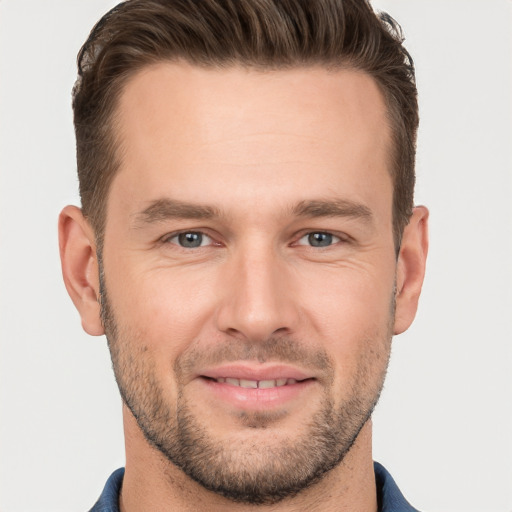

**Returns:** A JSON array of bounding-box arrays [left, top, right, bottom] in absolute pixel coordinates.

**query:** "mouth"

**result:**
[[203, 376, 304, 388], [196, 364, 317, 410]]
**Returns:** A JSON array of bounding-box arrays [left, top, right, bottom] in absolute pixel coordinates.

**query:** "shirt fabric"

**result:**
[[89, 461, 419, 511]]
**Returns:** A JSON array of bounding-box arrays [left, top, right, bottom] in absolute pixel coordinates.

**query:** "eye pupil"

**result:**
[[178, 232, 203, 248], [308, 232, 332, 247]]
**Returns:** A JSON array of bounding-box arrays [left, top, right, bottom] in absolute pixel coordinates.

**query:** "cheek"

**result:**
[[106, 262, 219, 354], [295, 264, 395, 382], [299, 262, 395, 335]]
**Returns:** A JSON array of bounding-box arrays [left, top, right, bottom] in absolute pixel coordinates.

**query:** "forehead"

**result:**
[[111, 62, 392, 220], [116, 62, 390, 154]]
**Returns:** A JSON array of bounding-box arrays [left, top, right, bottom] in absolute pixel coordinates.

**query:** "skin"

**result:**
[[59, 63, 428, 511]]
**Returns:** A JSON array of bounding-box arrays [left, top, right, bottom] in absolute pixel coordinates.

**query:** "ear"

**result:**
[[394, 206, 429, 335], [58, 205, 104, 336]]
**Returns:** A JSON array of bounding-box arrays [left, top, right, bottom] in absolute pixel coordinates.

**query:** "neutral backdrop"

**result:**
[[0, 1, 511, 511]]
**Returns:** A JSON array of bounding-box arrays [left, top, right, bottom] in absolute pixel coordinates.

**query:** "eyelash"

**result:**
[[295, 232, 342, 248], [162, 231, 215, 248], [161, 230, 347, 249]]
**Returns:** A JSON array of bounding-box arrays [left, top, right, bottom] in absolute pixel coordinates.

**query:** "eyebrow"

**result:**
[[133, 197, 374, 227], [292, 199, 374, 223], [134, 198, 221, 225]]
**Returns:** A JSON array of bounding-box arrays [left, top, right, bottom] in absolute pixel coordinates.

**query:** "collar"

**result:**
[[90, 462, 419, 511]]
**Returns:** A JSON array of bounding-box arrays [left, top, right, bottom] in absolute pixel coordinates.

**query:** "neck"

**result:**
[[120, 406, 377, 512]]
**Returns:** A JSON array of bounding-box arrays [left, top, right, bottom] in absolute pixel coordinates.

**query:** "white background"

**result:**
[[0, 1, 511, 511]]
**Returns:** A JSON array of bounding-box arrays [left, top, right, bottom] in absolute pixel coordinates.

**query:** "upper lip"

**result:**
[[199, 363, 314, 382]]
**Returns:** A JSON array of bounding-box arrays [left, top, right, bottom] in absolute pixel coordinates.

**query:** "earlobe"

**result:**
[[58, 205, 105, 336], [394, 206, 429, 335]]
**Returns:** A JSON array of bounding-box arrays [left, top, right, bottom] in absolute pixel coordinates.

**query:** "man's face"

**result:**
[[101, 63, 398, 503]]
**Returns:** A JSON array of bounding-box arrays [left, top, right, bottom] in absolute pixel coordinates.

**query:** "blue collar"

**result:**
[[90, 462, 419, 511], [374, 461, 419, 512]]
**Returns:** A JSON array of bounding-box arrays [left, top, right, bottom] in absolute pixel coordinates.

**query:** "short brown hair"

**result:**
[[73, 0, 418, 249]]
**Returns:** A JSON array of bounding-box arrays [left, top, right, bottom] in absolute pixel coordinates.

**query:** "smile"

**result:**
[[208, 377, 299, 388]]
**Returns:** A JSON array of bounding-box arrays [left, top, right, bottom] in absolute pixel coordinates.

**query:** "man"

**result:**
[[58, 0, 428, 510]]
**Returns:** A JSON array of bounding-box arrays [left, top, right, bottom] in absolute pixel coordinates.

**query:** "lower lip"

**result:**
[[199, 378, 315, 410]]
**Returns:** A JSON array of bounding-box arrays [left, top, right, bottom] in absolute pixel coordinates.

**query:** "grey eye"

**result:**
[[308, 232, 332, 247], [173, 232, 209, 248], [297, 232, 340, 247]]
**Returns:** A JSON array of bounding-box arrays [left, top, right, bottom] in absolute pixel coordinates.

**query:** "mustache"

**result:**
[[174, 336, 335, 381]]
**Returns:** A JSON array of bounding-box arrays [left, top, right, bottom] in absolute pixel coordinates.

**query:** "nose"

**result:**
[[215, 242, 301, 342]]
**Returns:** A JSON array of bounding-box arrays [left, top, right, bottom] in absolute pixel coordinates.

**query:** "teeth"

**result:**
[[216, 378, 299, 388], [240, 379, 258, 389]]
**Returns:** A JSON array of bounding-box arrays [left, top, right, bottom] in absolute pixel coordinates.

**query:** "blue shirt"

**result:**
[[89, 462, 419, 511]]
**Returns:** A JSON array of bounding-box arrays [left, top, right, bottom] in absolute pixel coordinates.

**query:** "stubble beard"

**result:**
[[99, 268, 393, 505]]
